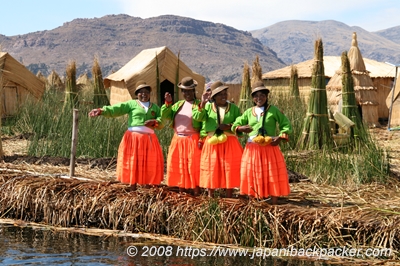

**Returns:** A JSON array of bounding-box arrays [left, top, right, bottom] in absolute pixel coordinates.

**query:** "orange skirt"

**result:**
[[240, 142, 290, 198], [199, 135, 243, 189], [116, 131, 164, 185], [166, 133, 201, 189]]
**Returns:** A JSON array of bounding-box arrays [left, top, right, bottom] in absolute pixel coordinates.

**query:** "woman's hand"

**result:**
[[164, 92, 173, 103], [88, 108, 102, 117], [218, 124, 232, 131], [200, 91, 211, 108], [237, 125, 252, 133], [270, 137, 282, 146], [144, 119, 158, 128]]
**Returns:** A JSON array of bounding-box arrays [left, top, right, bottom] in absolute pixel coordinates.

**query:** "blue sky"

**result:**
[[1, 0, 399, 36]]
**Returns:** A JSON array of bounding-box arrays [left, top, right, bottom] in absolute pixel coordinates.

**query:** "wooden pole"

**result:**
[[69, 109, 79, 177]]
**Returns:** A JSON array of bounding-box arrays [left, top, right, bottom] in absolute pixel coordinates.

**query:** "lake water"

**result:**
[[0, 224, 334, 265]]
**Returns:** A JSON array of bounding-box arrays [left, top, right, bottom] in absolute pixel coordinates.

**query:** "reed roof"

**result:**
[[263, 56, 396, 80], [0, 52, 45, 99], [77, 72, 91, 85]]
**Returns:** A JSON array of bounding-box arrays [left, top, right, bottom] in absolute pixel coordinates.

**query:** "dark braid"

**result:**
[[260, 90, 269, 136], [215, 102, 221, 125]]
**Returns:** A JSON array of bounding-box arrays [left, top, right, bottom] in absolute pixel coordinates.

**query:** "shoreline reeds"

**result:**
[[0, 173, 398, 261]]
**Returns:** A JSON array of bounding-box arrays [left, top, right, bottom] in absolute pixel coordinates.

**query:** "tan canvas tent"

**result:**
[[104, 46, 205, 105], [387, 70, 400, 128], [326, 33, 380, 127], [0, 52, 45, 117]]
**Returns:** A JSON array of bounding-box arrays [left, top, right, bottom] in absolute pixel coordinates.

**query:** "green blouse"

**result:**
[[232, 105, 292, 138], [160, 99, 202, 131], [101, 100, 163, 129], [192, 102, 242, 135]]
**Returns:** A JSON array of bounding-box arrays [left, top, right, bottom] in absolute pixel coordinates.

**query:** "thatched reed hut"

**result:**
[[36, 71, 47, 84], [0, 52, 45, 118], [47, 70, 64, 90], [326, 33, 380, 127], [76, 72, 92, 91], [104, 46, 205, 106], [263, 56, 395, 120], [387, 71, 400, 128], [77, 72, 91, 86]]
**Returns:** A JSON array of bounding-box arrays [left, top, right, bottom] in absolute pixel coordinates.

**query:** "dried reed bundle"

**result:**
[[298, 39, 332, 149], [238, 62, 252, 112], [0, 174, 398, 262], [289, 65, 300, 98], [251, 55, 262, 85], [341, 51, 365, 139], [92, 57, 109, 108], [63, 61, 78, 109]]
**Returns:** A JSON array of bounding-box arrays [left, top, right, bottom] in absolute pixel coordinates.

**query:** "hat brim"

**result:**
[[251, 87, 270, 96], [211, 86, 229, 98], [135, 84, 152, 94], [178, 79, 198, 89]]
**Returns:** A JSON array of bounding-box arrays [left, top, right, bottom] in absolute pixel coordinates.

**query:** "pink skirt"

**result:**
[[116, 131, 164, 185], [199, 135, 243, 189], [240, 142, 290, 198], [166, 133, 201, 189]]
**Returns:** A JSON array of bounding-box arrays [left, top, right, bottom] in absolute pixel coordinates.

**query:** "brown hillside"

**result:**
[[0, 14, 285, 84]]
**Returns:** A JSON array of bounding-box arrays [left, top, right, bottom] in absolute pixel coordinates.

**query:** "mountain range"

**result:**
[[251, 20, 400, 66], [0, 14, 399, 84]]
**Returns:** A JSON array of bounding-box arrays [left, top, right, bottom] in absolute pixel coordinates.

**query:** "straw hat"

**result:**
[[210, 81, 229, 98], [251, 81, 270, 96], [178, 77, 198, 90], [134, 80, 151, 95]]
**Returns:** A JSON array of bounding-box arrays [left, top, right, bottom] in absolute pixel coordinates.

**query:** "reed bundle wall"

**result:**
[[0, 174, 398, 260]]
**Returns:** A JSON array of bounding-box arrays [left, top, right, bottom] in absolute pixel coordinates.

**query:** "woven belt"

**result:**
[[177, 133, 198, 137]]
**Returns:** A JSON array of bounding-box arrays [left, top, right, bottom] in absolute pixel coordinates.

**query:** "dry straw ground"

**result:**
[[0, 127, 400, 265]]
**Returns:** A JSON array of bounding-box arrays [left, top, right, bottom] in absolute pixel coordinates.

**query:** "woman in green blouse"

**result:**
[[193, 81, 243, 198], [232, 81, 292, 204], [88, 80, 164, 191]]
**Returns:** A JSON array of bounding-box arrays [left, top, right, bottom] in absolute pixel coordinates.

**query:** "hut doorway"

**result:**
[[358, 104, 363, 119], [159, 80, 174, 105]]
